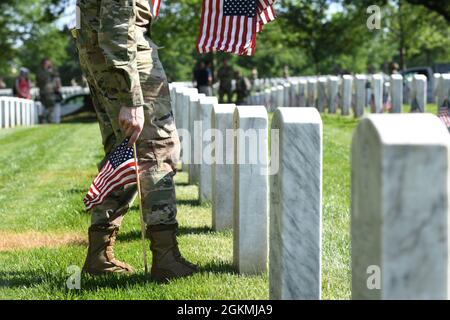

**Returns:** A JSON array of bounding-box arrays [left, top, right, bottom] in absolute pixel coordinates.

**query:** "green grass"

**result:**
[[0, 105, 438, 300]]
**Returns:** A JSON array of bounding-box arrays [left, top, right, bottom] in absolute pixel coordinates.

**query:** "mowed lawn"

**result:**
[[0, 105, 437, 300]]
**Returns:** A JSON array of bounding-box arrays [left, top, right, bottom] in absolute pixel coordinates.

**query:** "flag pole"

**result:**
[[133, 143, 148, 275]]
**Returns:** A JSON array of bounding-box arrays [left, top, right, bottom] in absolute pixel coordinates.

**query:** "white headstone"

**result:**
[[276, 85, 284, 109], [433, 73, 441, 104], [439, 74, 450, 108], [211, 104, 236, 230], [411, 74, 427, 113], [327, 76, 339, 114], [317, 77, 328, 113], [354, 75, 367, 118], [307, 78, 317, 108], [233, 105, 269, 274], [283, 83, 291, 107], [298, 79, 307, 108], [371, 74, 383, 113], [270, 108, 322, 300], [341, 75, 353, 116], [188, 93, 206, 185], [198, 96, 218, 203], [352, 114, 450, 300], [181, 88, 198, 172], [390, 74, 403, 113]]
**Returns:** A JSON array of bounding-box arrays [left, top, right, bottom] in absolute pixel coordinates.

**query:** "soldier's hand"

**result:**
[[119, 106, 145, 146]]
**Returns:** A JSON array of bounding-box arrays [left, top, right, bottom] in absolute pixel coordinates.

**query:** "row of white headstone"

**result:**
[[0, 97, 40, 128], [247, 73, 450, 118], [170, 83, 321, 299], [0, 86, 89, 100], [170, 81, 450, 300]]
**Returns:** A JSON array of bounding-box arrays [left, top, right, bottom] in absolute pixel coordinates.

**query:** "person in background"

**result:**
[[234, 70, 251, 106], [36, 58, 62, 123], [14, 68, 32, 100], [71, 78, 79, 87], [217, 58, 234, 103], [0, 77, 6, 89], [283, 65, 290, 79], [250, 67, 258, 91], [390, 62, 400, 75], [193, 60, 212, 96]]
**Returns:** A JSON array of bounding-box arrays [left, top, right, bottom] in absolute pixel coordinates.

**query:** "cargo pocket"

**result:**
[[153, 112, 176, 135]]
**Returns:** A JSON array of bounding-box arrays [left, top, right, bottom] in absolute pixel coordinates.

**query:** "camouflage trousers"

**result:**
[[74, 28, 180, 227]]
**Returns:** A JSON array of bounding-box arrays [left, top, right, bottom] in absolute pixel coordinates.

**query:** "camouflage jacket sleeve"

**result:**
[[98, 0, 144, 108]]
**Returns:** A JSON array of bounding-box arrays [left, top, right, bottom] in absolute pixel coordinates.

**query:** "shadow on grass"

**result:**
[[0, 259, 236, 292], [174, 181, 190, 187], [200, 261, 236, 274], [176, 199, 200, 206], [0, 270, 56, 288], [117, 225, 212, 242]]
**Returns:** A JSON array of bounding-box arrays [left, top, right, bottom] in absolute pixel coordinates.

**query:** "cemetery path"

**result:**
[[0, 111, 377, 299]]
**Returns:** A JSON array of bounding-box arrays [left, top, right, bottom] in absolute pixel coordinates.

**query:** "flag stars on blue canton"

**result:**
[[224, 0, 257, 17], [108, 140, 134, 169]]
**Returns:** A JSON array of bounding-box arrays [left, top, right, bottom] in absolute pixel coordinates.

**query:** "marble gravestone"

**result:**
[[276, 85, 284, 109], [390, 74, 403, 113], [410, 74, 427, 113], [0, 99, 9, 128], [298, 79, 307, 108], [440, 74, 450, 108], [198, 96, 219, 203], [283, 83, 291, 107], [354, 75, 367, 118], [433, 73, 441, 104], [307, 78, 317, 108], [317, 77, 328, 113], [404, 78, 413, 105], [371, 74, 383, 113], [352, 114, 450, 300], [341, 75, 353, 116], [327, 76, 339, 114], [211, 104, 236, 231], [174, 86, 187, 130], [289, 81, 299, 107], [188, 92, 205, 185], [270, 107, 323, 300], [233, 105, 269, 274]]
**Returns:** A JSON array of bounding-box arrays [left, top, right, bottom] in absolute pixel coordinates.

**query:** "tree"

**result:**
[[0, 0, 68, 80]]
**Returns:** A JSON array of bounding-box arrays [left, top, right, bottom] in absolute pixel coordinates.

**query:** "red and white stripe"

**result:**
[[84, 159, 137, 210], [258, 0, 276, 11], [197, 0, 257, 56], [256, 1, 277, 33], [151, 0, 161, 18]]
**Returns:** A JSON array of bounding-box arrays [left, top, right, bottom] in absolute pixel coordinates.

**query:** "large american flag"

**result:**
[[151, 0, 161, 18], [197, 0, 277, 56], [84, 139, 137, 210]]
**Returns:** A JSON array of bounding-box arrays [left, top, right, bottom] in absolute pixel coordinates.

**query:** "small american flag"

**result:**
[[84, 139, 137, 210], [151, 0, 161, 18], [438, 99, 450, 129], [197, 0, 277, 56]]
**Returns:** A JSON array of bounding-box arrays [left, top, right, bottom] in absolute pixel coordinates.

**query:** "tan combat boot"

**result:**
[[83, 224, 134, 275], [147, 223, 199, 282]]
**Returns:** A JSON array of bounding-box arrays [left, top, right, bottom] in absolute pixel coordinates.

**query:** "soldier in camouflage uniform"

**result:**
[[36, 58, 62, 123], [74, 0, 198, 282], [217, 58, 234, 103]]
